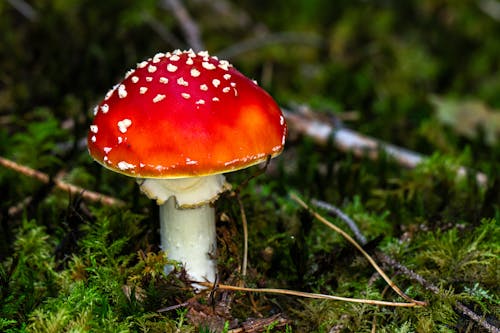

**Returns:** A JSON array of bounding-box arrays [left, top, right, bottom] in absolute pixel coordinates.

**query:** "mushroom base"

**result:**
[[138, 174, 230, 207], [160, 196, 216, 288]]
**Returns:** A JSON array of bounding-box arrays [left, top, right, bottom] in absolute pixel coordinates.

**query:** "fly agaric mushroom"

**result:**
[[87, 49, 286, 287]]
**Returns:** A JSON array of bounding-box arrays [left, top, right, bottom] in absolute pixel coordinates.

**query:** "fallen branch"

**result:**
[[282, 107, 488, 187], [0, 156, 125, 207], [311, 198, 367, 245], [378, 254, 500, 333]]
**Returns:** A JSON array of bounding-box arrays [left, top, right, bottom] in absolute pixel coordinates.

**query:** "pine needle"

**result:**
[[289, 191, 427, 307], [196, 282, 423, 307]]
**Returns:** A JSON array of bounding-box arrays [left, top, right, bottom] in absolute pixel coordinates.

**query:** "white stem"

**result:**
[[159, 197, 217, 286], [138, 174, 229, 289]]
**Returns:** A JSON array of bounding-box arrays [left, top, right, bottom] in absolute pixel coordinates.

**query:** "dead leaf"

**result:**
[[430, 96, 500, 145]]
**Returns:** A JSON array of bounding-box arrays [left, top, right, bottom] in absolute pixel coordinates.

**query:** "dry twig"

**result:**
[[0, 156, 125, 207], [160, 0, 204, 51], [311, 198, 367, 245], [378, 254, 500, 333], [479, 0, 500, 21], [228, 313, 289, 333], [216, 32, 323, 59]]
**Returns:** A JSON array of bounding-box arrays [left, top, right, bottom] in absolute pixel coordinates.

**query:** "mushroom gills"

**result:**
[[138, 174, 230, 207]]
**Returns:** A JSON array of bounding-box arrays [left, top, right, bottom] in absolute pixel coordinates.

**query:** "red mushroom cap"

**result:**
[[87, 50, 286, 178]]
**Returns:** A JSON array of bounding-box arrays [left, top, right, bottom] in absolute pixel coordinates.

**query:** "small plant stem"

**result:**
[[196, 282, 422, 307], [159, 197, 217, 286], [289, 191, 427, 307], [0, 156, 124, 206], [231, 156, 271, 282], [236, 194, 248, 279]]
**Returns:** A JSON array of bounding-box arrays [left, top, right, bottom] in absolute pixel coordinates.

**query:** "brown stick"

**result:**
[[378, 254, 500, 333], [0, 156, 125, 207]]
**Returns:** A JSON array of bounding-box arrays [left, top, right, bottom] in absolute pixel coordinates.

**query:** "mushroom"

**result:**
[[87, 49, 286, 287]]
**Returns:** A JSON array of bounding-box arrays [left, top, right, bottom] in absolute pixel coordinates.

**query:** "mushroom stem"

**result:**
[[138, 174, 229, 288], [159, 197, 216, 285]]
